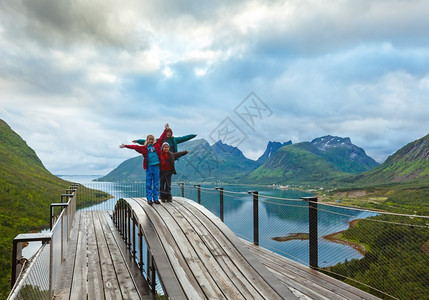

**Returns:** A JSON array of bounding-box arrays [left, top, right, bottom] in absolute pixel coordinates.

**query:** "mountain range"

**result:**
[[248, 136, 380, 184], [99, 133, 429, 187], [98, 134, 382, 184]]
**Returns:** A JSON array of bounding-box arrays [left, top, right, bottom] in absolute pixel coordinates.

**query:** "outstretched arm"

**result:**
[[172, 150, 189, 160], [155, 123, 170, 146], [134, 124, 169, 145], [119, 144, 144, 153], [175, 134, 197, 144], [132, 139, 146, 145]]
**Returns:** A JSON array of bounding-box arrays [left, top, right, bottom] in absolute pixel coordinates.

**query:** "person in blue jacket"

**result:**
[[133, 127, 196, 154]]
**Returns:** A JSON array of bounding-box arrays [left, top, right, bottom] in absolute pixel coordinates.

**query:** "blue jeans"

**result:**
[[146, 164, 160, 201]]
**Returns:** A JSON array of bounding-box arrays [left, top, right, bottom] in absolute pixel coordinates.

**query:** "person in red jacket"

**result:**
[[120, 123, 169, 205], [159, 142, 189, 202]]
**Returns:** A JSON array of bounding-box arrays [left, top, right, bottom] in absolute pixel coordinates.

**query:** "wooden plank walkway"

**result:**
[[54, 210, 154, 300], [132, 196, 297, 299], [53, 196, 381, 300]]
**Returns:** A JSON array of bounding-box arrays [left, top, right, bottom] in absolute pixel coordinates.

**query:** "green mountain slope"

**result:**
[[311, 136, 379, 173], [96, 155, 145, 182], [344, 133, 429, 186], [248, 142, 348, 184], [0, 119, 73, 298]]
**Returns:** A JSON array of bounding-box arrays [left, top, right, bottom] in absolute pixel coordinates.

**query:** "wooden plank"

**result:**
[[248, 245, 345, 299], [70, 211, 89, 299], [96, 211, 141, 299], [87, 211, 104, 300], [153, 203, 244, 300], [250, 249, 341, 300], [245, 241, 381, 300], [133, 198, 209, 299], [166, 201, 263, 300], [173, 197, 297, 299], [126, 198, 188, 299], [101, 210, 155, 300], [92, 210, 123, 300], [54, 211, 81, 299], [146, 201, 226, 299], [172, 199, 284, 299]]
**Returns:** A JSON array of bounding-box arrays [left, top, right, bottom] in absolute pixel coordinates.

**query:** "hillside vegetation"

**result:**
[[248, 142, 348, 184], [344, 134, 429, 186], [0, 119, 108, 299], [325, 214, 429, 299], [247, 136, 379, 184], [322, 134, 429, 215]]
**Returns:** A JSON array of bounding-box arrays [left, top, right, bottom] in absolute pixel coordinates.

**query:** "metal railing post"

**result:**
[[194, 185, 201, 204], [147, 250, 156, 291], [301, 196, 318, 269], [215, 187, 224, 222], [138, 228, 144, 270], [178, 183, 184, 197], [248, 191, 259, 245], [61, 194, 72, 203], [132, 216, 136, 258], [120, 201, 123, 235], [127, 206, 131, 248], [11, 233, 51, 288], [50, 203, 69, 230], [11, 240, 21, 289]]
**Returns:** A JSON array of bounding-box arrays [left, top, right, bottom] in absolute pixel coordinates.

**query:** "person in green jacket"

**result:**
[[133, 127, 196, 154]]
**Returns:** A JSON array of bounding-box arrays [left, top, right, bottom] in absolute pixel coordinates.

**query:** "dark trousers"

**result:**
[[160, 170, 172, 200]]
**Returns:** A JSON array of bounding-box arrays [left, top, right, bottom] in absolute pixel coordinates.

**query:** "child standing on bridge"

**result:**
[[120, 123, 169, 205], [159, 142, 189, 202]]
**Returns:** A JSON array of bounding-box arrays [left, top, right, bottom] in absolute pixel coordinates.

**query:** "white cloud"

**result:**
[[1, 0, 429, 174]]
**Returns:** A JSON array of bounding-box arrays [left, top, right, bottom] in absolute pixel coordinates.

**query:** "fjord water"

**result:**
[[60, 175, 376, 268]]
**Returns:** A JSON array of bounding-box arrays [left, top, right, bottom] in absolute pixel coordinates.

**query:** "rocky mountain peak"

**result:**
[[257, 140, 292, 164], [311, 135, 353, 151], [212, 140, 245, 158]]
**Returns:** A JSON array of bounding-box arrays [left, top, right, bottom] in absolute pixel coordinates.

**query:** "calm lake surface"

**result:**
[[57, 175, 377, 268]]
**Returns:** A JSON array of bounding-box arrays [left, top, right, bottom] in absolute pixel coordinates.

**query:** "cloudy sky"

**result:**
[[1, 0, 429, 175]]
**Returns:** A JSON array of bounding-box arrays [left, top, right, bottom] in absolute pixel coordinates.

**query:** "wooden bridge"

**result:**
[[48, 196, 379, 300]]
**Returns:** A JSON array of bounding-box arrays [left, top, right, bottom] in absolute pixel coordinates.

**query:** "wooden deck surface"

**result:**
[[53, 196, 380, 300], [132, 196, 296, 299], [53, 210, 154, 300], [243, 241, 381, 300]]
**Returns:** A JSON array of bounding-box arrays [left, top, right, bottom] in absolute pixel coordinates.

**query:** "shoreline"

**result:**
[[272, 219, 367, 257], [323, 219, 366, 256]]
